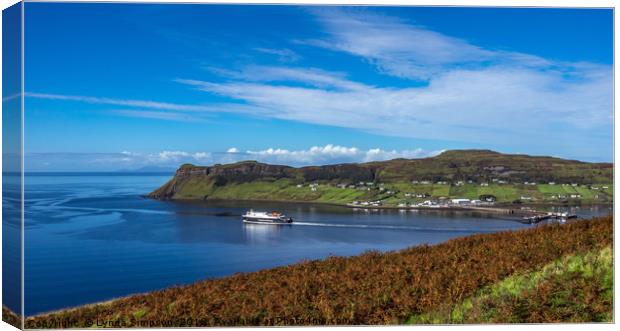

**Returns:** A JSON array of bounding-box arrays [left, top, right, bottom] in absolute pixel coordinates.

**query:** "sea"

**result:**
[[3, 173, 611, 315]]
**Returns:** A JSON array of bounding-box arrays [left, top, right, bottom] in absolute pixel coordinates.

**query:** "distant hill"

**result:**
[[148, 150, 612, 202]]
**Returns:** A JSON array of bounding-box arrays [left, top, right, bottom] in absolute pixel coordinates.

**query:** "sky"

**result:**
[[20, 3, 613, 171]]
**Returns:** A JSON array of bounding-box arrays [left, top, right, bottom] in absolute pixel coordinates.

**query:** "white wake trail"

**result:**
[[291, 221, 478, 232]]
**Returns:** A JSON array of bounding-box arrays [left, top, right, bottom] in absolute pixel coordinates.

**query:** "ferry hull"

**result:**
[[242, 217, 293, 225]]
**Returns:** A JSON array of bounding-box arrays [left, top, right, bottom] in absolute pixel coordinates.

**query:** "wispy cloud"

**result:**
[[177, 63, 611, 145], [111, 109, 206, 122], [254, 47, 301, 62], [26, 92, 216, 113], [2, 93, 21, 103], [190, 65, 368, 91], [303, 8, 557, 80]]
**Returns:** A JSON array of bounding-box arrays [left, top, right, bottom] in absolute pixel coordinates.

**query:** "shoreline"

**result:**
[[150, 196, 612, 219]]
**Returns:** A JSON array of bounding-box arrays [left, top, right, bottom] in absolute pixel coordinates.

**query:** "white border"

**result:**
[[0, 1, 617, 331]]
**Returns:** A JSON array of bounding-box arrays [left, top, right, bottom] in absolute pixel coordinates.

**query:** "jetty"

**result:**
[[521, 212, 578, 224]]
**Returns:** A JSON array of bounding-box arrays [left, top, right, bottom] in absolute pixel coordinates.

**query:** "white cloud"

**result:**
[[111, 109, 204, 122], [26, 92, 215, 112], [2, 93, 21, 103], [24, 145, 442, 171], [177, 63, 611, 146], [237, 144, 443, 165], [254, 47, 301, 62], [152, 151, 212, 163], [304, 8, 557, 81], [197, 65, 367, 91], [193, 152, 210, 160]]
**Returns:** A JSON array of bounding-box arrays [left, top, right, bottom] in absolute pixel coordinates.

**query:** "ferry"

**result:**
[[242, 210, 293, 224]]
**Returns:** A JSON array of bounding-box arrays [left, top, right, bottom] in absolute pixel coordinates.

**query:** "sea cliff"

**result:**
[[148, 150, 613, 205]]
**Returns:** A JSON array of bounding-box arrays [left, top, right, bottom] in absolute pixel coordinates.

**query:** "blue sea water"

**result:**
[[20, 174, 611, 316]]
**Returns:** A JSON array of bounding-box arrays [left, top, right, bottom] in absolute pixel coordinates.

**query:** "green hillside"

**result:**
[[148, 150, 613, 205]]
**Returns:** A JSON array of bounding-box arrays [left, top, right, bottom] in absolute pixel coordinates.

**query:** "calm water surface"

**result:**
[[22, 174, 611, 315]]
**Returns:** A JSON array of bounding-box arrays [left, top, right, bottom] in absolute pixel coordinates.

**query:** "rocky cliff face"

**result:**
[[176, 161, 294, 183], [149, 161, 295, 199], [148, 161, 377, 199]]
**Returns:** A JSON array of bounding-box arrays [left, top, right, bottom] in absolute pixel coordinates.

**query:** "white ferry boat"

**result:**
[[242, 210, 293, 224]]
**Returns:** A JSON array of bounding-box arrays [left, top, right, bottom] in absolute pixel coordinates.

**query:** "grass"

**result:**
[[208, 181, 612, 205], [407, 245, 613, 323], [448, 185, 479, 200], [431, 185, 450, 197], [23, 215, 612, 327], [537, 184, 567, 195], [480, 184, 521, 201], [166, 178, 613, 206]]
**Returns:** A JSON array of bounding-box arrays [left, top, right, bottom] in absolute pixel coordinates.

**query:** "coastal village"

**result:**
[[292, 178, 612, 217], [154, 152, 613, 223]]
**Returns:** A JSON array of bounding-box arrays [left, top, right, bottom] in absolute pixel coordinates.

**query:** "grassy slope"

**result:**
[[172, 179, 612, 205], [24, 215, 612, 327], [150, 150, 613, 204], [375, 150, 613, 184], [407, 246, 613, 323]]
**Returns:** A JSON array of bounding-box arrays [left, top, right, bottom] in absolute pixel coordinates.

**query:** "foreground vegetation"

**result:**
[[2, 306, 21, 329], [407, 245, 613, 323], [20, 215, 612, 328]]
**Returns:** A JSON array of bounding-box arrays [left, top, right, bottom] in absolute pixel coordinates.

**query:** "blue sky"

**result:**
[[21, 3, 613, 171]]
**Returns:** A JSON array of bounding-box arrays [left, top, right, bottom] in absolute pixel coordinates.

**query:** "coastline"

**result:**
[[151, 196, 612, 220]]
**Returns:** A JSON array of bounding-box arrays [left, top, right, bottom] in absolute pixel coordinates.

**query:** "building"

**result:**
[[451, 198, 470, 205]]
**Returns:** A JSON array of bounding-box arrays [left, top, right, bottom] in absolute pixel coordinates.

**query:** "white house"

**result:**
[[451, 198, 470, 205]]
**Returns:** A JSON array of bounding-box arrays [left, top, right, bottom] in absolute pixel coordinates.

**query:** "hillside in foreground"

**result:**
[[148, 150, 613, 205], [20, 215, 612, 327]]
